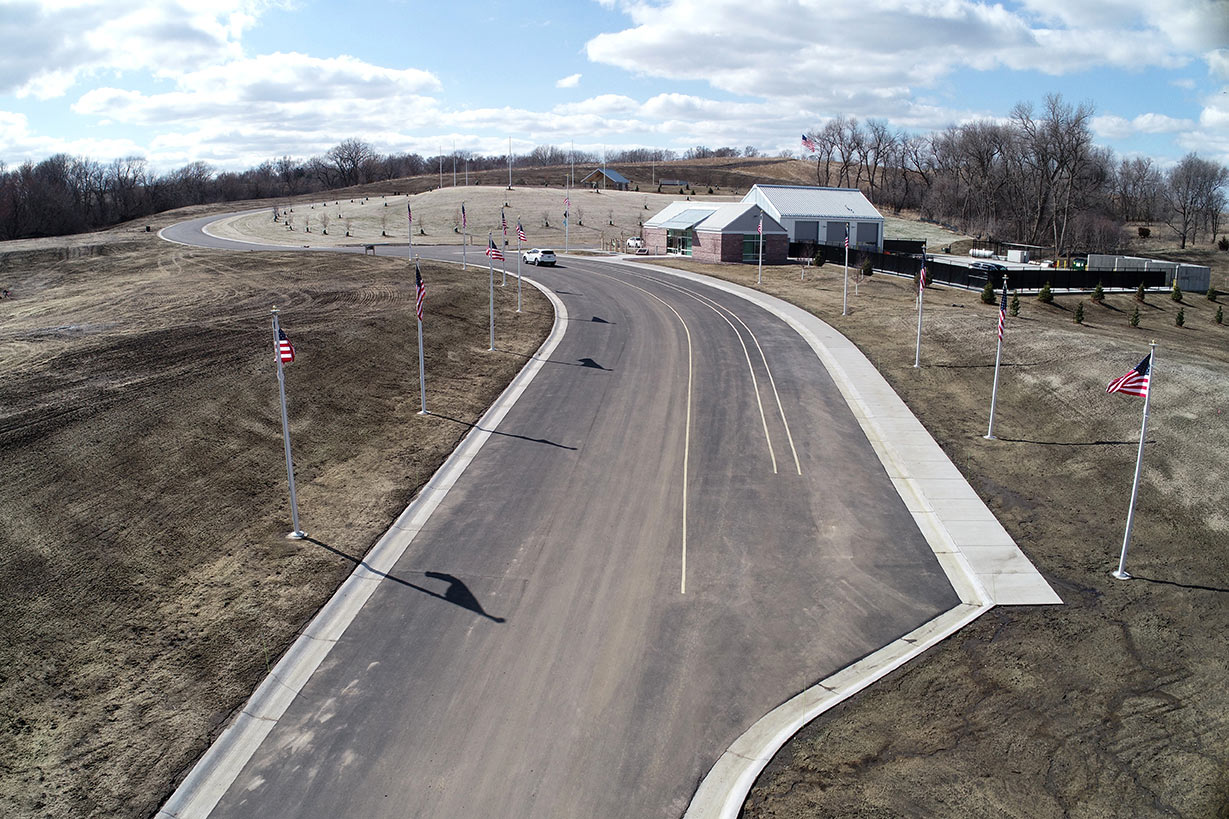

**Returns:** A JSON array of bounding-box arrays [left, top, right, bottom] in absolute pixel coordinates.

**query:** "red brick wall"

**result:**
[[643, 227, 667, 255]]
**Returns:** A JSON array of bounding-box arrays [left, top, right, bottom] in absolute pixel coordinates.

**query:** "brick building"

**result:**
[[642, 202, 788, 263]]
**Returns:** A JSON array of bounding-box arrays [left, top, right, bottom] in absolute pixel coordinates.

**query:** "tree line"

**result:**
[[2, 95, 1224, 250], [802, 94, 1227, 254]]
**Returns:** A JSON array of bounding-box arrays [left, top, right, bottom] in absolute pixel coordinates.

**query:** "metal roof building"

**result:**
[[581, 168, 631, 190], [741, 184, 884, 250], [642, 201, 787, 263]]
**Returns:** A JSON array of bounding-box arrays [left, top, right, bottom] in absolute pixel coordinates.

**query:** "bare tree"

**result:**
[[1162, 153, 1229, 248], [326, 138, 377, 187]]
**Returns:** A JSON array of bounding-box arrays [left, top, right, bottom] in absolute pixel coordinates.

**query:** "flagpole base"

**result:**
[[417, 410, 429, 416], [1111, 569, 1132, 580], [983, 434, 997, 440], [286, 530, 306, 540]]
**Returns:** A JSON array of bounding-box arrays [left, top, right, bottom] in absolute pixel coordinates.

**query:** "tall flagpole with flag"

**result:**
[[501, 208, 508, 286], [914, 250, 928, 367], [271, 308, 304, 539], [414, 259, 427, 414], [564, 193, 570, 254], [461, 202, 468, 270], [486, 233, 503, 351], [757, 213, 764, 285], [1109, 344, 1156, 580], [842, 222, 850, 316], [985, 273, 1009, 439], [516, 218, 526, 312], [407, 203, 413, 253]]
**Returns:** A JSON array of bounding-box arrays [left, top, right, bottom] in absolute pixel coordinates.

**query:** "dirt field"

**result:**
[[202, 185, 963, 254], [0, 226, 552, 817], [640, 256, 1228, 817]]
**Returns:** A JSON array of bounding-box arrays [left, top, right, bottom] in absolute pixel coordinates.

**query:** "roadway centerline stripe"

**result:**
[[587, 268, 693, 595], [632, 272, 801, 476], [637, 275, 778, 473]]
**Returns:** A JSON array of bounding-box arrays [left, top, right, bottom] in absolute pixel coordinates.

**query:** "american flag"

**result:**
[[277, 326, 294, 364], [501, 209, 507, 237], [414, 261, 426, 323], [757, 216, 763, 235], [997, 284, 1008, 341], [461, 203, 467, 228], [1107, 354, 1151, 398], [516, 220, 526, 242], [844, 223, 849, 250], [486, 236, 504, 261], [919, 255, 928, 294], [564, 195, 570, 209], [407, 204, 412, 224], [801, 133, 817, 153]]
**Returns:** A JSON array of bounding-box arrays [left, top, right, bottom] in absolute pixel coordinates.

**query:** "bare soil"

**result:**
[[643, 255, 1228, 818], [0, 224, 551, 818]]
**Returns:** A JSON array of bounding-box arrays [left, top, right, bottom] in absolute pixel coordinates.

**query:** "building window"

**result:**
[[743, 235, 760, 262]]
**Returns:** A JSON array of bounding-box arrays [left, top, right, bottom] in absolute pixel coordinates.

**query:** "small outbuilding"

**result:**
[[642, 201, 788, 263], [582, 168, 631, 191], [741, 184, 884, 252]]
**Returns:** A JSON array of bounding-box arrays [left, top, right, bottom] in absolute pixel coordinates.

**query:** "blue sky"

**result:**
[[1, 0, 1226, 173]]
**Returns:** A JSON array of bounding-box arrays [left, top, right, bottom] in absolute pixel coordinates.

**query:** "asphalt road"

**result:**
[[163, 220, 960, 818]]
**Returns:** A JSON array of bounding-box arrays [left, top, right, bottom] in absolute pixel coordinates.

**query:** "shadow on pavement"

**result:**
[[305, 537, 507, 622]]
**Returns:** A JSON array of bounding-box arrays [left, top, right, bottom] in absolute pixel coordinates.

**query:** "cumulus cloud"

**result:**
[[0, 0, 273, 98], [584, 0, 1214, 123], [556, 73, 581, 88]]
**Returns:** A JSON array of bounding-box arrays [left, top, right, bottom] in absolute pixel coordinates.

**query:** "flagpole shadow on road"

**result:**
[[305, 537, 506, 623], [429, 413, 577, 450]]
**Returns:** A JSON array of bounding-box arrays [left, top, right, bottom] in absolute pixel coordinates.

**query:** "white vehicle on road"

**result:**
[[626, 237, 644, 249], [523, 248, 557, 266]]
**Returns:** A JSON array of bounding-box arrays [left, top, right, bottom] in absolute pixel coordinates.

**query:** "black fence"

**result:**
[[800, 244, 1168, 292]]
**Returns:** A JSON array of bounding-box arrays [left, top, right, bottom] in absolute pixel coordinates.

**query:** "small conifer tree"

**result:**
[[861, 258, 873, 277], [1009, 291, 1020, 316], [1130, 306, 1141, 327], [1176, 307, 1185, 326], [1092, 281, 1105, 303], [1207, 286, 1218, 302], [981, 279, 996, 304], [1135, 282, 1146, 302], [1217, 305, 1224, 324], [1074, 302, 1085, 324], [1171, 280, 1183, 302], [1038, 282, 1053, 303]]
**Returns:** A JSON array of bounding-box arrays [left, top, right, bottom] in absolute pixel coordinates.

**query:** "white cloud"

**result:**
[[0, 0, 274, 98], [584, 0, 1209, 116], [556, 73, 581, 88], [1092, 114, 1133, 139]]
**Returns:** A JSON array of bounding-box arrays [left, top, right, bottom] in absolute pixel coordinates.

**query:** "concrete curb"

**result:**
[[156, 276, 568, 819], [592, 258, 1061, 819]]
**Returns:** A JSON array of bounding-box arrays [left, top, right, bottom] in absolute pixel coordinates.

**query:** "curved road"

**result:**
[[161, 217, 960, 817]]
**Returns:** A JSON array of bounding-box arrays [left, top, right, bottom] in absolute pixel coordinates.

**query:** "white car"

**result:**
[[626, 237, 644, 249], [523, 248, 556, 266]]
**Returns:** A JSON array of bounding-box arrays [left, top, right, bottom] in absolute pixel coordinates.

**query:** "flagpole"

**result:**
[[271, 308, 304, 539], [416, 259, 427, 415], [508, 137, 512, 189], [842, 221, 850, 316], [985, 273, 1008, 440], [516, 220, 523, 313], [1113, 341, 1157, 580], [407, 203, 413, 253], [488, 232, 495, 352], [461, 201, 467, 270], [501, 209, 508, 286], [757, 214, 763, 285], [914, 250, 927, 368]]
